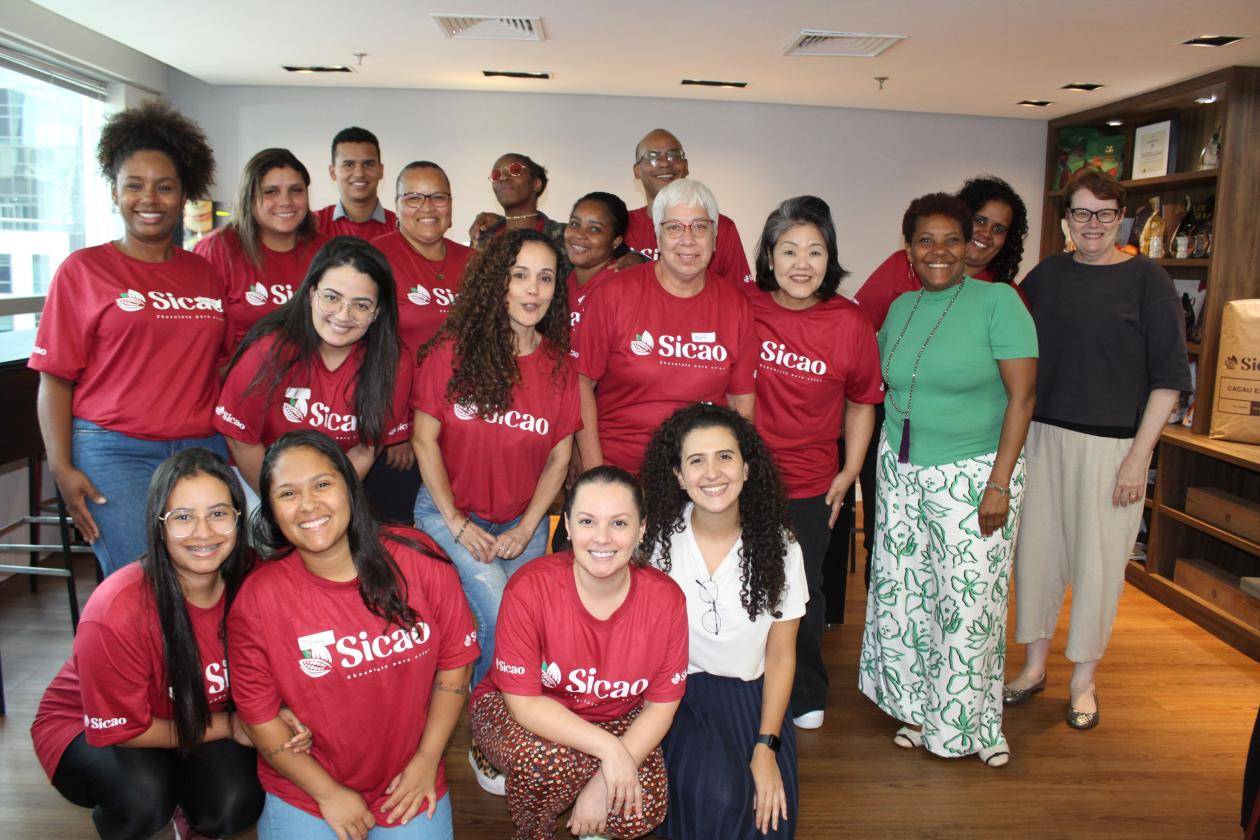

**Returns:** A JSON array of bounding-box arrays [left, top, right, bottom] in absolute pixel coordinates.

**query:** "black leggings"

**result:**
[[51, 734, 263, 840]]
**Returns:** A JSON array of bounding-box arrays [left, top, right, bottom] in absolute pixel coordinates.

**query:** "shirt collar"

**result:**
[[332, 200, 386, 223]]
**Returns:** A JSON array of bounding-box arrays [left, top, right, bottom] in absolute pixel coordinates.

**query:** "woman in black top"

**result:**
[[1003, 169, 1191, 730]]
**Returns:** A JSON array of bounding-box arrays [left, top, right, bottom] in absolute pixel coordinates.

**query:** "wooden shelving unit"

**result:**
[[1039, 66, 1260, 659]]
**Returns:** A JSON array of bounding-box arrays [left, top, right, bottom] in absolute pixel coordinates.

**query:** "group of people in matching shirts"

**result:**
[[26, 97, 1191, 840]]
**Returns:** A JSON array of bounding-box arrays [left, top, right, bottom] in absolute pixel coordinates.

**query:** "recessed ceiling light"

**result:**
[[1181, 34, 1244, 47], [681, 79, 748, 89], [282, 65, 352, 73], [1106, 119, 1123, 126], [1195, 94, 1218, 104], [1017, 99, 1053, 107], [1062, 83, 1105, 92], [481, 70, 551, 80]]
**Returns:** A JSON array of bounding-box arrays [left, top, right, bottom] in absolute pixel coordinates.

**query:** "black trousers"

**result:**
[[52, 734, 262, 840], [855, 403, 885, 589], [788, 494, 833, 716], [363, 454, 422, 525]]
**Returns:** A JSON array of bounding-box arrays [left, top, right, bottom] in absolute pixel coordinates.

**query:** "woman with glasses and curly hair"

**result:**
[[228, 431, 478, 839], [640, 403, 806, 840], [31, 100, 227, 578], [213, 237, 413, 501], [33, 448, 310, 839], [195, 148, 330, 351]]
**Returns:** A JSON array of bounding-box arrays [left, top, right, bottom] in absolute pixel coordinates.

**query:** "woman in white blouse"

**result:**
[[640, 402, 806, 840]]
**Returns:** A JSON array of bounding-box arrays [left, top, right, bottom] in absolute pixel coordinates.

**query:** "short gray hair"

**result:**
[[651, 179, 720, 237]]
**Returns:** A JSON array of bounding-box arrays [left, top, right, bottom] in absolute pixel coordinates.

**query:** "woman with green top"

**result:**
[[858, 193, 1037, 767]]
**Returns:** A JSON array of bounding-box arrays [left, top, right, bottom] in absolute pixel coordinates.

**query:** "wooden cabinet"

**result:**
[[1038, 66, 1260, 659]]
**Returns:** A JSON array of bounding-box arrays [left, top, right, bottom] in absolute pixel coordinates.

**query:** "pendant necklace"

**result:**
[[881, 282, 965, 464], [426, 246, 450, 283]]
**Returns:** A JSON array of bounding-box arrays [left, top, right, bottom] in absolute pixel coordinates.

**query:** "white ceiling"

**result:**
[[30, 0, 1260, 119]]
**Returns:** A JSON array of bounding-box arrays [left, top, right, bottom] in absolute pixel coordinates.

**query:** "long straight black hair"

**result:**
[[252, 431, 444, 631], [227, 236, 401, 448], [141, 448, 252, 752]]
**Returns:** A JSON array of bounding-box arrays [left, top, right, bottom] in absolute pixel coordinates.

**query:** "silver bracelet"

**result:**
[[985, 481, 1011, 497]]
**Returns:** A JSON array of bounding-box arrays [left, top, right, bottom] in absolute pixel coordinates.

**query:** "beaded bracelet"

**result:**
[[985, 481, 1011, 497], [454, 517, 470, 541]]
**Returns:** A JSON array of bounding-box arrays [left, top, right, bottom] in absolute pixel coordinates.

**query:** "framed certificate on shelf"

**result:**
[[1132, 120, 1177, 179]]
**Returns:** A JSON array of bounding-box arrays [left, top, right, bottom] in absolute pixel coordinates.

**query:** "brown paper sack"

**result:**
[[1210, 299, 1260, 443]]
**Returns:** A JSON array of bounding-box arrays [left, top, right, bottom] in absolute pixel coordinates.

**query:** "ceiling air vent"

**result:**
[[431, 15, 545, 41], [784, 30, 906, 58]]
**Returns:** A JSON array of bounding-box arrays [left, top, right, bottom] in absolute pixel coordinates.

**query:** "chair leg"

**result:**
[[27, 455, 40, 593], [56, 495, 81, 631]]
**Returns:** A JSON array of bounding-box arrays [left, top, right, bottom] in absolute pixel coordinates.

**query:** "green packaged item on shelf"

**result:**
[[1056, 127, 1100, 188], [1086, 135, 1125, 178]]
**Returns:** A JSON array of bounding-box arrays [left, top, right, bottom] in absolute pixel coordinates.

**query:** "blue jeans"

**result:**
[[413, 485, 548, 685], [71, 419, 228, 577], [257, 792, 453, 839]]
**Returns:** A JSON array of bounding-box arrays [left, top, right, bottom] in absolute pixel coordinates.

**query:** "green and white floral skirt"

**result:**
[[858, 434, 1026, 758]]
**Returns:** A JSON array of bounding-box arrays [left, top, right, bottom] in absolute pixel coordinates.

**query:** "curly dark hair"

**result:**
[[96, 100, 215, 199], [901, 192, 973, 245], [424, 229, 569, 417], [639, 403, 792, 621], [956, 175, 1029, 285]]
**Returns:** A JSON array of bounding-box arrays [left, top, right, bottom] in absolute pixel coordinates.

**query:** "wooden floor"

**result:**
[[0, 550, 1255, 839]]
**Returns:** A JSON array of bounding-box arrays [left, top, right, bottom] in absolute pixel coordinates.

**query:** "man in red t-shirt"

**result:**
[[624, 128, 752, 286], [314, 127, 397, 241]]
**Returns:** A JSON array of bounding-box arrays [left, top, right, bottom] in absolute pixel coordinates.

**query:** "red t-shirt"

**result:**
[[29, 244, 225, 441], [31, 563, 230, 780], [625, 206, 752, 288], [749, 290, 885, 498], [566, 264, 619, 333], [854, 250, 997, 331], [314, 204, 397, 242], [573, 262, 757, 474], [413, 339, 581, 523], [194, 228, 330, 351], [371, 232, 471, 351], [472, 552, 688, 723], [228, 528, 478, 823], [214, 333, 413, 451]]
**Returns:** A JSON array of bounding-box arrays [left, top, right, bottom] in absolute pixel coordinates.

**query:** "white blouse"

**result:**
[[654, 507, 807, 681]]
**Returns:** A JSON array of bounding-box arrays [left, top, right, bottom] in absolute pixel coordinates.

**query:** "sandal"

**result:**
[[978, 742, 1011, 767], [893, 726, 923, 749]]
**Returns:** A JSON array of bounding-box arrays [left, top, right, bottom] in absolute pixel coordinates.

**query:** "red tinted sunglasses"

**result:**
[[488, 161, 527, 182]]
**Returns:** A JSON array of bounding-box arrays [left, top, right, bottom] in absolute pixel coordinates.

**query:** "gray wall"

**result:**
[[169, 71, 1047, 295]]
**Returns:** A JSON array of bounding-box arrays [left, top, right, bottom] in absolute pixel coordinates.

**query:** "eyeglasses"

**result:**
[[488, 162, 527, 182], [661, 219, 714, 239], [314, 288, 377, 324], [638, 149, 686, 168], [398, 191, 451, 209], [697, 578, 722, 636], [1067, 207, 1122, 224], [159, 507, 240, 539]]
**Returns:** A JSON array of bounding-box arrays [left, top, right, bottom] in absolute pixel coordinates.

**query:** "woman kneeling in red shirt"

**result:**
[[32, 448, 308, 839], [470, 466, 688, 840], [228, 431, 478, 839]]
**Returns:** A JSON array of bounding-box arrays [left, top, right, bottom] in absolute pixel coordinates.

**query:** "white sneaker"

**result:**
[[468, 746, 506, 796], [793, 710, 824, 729]]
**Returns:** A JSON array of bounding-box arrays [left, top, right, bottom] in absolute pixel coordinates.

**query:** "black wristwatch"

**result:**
[[755, 733, 781, 753]]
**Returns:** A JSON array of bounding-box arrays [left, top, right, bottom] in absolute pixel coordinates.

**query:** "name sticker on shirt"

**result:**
[[691, 332, 715, 343]]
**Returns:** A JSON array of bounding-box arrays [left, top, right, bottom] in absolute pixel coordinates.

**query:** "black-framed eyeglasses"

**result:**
[[159, 507, 240, 539], [697, 578, 721, 636], [398, 191, 451, 209], [1066, 207, 1121, 224], [638, 149, 686, 168], [314, 288, 377, 324]]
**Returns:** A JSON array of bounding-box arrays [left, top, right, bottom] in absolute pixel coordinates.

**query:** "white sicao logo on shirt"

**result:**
[[214, 404, 246, 430], [760, 341, 828, 376], [541, 660, 562, 688], [297, 624, 432, 678], [407, 285, 432, 306], [245, 283, 269, 306], [115, 289, 147, 312], [452, 403, 550, 435], [630, 330, 655, 356], [453, 402, 478, 421], [245, 282, 293, 307], [283, 388, 311, 423]]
